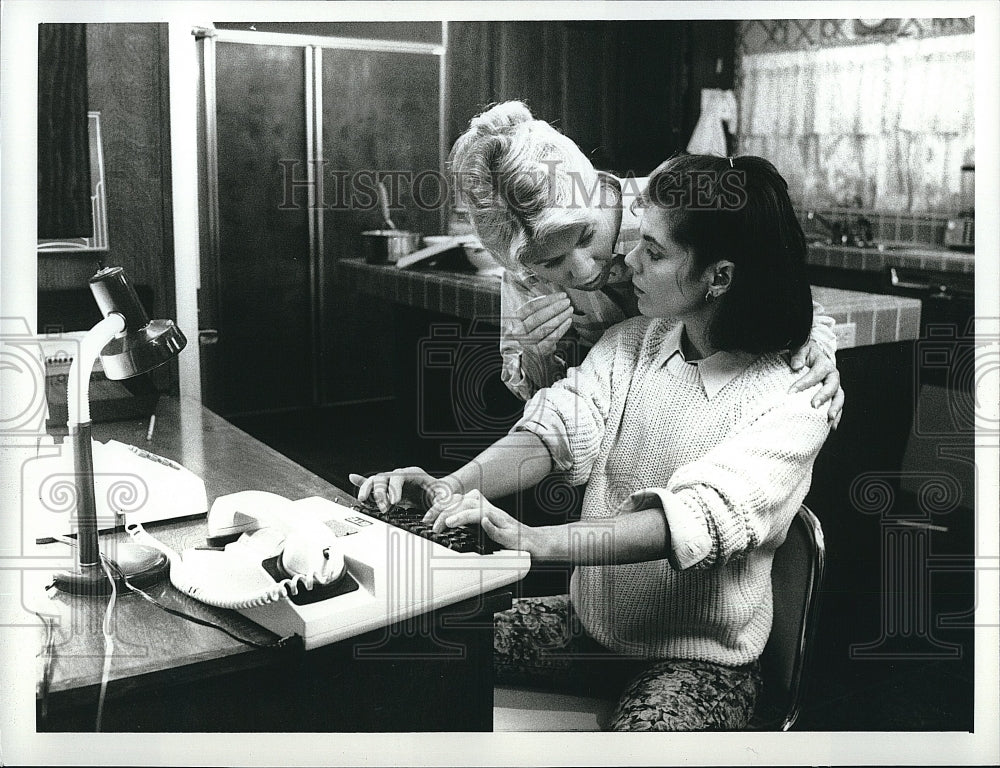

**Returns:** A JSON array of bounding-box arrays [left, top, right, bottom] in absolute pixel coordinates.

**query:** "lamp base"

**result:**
[[52, 543, 169, 595]]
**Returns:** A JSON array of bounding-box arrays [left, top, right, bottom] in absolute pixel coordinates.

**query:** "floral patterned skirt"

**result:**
[[494, 594, 761, 731]]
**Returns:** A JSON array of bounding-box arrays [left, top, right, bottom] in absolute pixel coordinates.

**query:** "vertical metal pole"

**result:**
[[201, 34, 220, 318], [313, 46, 326, 406], [73, 422, 99, 568], [439, 22, 450, 233], [304, 45, 324, 407]]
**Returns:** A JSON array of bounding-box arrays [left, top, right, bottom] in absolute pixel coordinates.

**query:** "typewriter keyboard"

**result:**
[[352, 499, 501, 555]]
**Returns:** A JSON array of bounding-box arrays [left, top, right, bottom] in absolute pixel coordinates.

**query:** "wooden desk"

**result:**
[[33, 396, 508, 732]]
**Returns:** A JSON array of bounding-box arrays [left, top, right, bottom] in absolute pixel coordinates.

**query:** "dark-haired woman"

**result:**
[[356, 155, 834, 730]]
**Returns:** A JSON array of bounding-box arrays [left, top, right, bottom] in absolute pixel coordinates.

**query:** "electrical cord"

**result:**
[[40, 535, 294, 731], [95, 555, 118, 731], [107, 557, 293, 650], [49, 534, 291, 650], [42, 534, 116, 731], [35, 610, 57, 725]]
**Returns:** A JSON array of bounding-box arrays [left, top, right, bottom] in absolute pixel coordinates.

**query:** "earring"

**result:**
[[705, 289, 715, 303]]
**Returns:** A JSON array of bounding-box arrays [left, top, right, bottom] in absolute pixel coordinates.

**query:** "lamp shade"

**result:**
[[89, 266, 187, 380]]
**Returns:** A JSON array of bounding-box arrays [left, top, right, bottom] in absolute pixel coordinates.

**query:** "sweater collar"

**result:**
[[656, 322, 757, 399]]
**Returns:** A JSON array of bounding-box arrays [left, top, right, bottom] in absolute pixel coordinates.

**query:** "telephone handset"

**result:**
[[128, 490, 346, 609]]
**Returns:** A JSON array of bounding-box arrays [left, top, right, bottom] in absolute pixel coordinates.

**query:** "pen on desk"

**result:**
[[127, 443, 181, 469], [146, 414, 156, 442]]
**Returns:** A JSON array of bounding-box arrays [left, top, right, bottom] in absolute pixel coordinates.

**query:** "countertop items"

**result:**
[[395, 234, 478, 269], [337, 259, 922, 349]]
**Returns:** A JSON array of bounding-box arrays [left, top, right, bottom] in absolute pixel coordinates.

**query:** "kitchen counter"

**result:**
[[338, 259, 922, 348], [805, 242, 974, 275]]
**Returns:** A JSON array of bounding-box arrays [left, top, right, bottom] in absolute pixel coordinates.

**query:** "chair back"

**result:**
[[754, 504, 826, 730]]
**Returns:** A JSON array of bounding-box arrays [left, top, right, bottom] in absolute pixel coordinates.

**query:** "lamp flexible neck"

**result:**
[[67, 313, 126, 426]]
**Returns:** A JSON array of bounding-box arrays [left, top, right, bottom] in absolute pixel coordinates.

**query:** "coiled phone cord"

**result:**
[[128, 522, 336, 609]]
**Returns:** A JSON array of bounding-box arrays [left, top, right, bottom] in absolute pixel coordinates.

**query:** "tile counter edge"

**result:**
[[337, 259, 921, 348]]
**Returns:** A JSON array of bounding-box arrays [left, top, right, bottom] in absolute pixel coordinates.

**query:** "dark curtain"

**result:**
[[38, 23, 92, 239]]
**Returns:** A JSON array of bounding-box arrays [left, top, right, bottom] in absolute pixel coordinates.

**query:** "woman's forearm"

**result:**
[[442, 431, 554, 500], [531, 508, 669, 565]]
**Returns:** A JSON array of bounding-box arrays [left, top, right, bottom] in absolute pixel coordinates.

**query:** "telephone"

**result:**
[[124, 493, 530, 649], [129, 490, 347, 610]]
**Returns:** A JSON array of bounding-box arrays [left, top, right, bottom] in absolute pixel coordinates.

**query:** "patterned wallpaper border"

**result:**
[[737, 18, 975, 54]]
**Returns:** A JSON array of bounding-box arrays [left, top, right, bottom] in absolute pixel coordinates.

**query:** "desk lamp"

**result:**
[[53, 266, 187, 594]]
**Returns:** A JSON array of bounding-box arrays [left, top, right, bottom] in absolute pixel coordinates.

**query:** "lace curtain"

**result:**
[[738, 34, 974, 213]]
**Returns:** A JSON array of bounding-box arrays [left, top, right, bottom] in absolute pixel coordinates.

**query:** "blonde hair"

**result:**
[[449, 101, 603, 271]]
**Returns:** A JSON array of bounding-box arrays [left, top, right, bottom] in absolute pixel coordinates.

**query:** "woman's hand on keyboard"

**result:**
[[424, 488, 489, 532], [349, 467, 456, 514], [479, 503, 535, 552], [426, 489, 545, 554], [425, 489, 522, 543]]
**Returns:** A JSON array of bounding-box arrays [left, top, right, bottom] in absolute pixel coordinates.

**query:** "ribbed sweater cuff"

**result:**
[[641, 488, 713, 570]]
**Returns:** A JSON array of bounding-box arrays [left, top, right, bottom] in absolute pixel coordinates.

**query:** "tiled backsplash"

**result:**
[[797, 207, 955, 247]]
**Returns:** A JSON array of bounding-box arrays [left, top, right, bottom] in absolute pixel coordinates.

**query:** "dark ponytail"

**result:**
[[643, 154, 813, 354]]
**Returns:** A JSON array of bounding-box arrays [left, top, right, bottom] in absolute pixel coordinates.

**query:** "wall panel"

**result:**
[[211, 41, 312, 415], [38, 23, 174, 331], [320, 47, 442, 406]]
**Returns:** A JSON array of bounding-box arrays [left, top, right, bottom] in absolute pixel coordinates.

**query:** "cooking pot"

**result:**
[[361, 229, 422, 264], [362, 180, 423, 264]]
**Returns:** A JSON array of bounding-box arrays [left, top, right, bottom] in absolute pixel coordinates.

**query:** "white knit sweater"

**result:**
[[513, 316, 831, 666]]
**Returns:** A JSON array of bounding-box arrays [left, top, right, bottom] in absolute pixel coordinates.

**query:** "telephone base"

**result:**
[[260, 556, 361, 605], [52, 543, 169, 595]]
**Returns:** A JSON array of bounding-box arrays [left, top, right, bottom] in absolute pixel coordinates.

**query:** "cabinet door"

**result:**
[[319, 48, 441, 404], [562, 23, 617, 170], [206, 42, 312, 416], [491, 22, 563, 124], [447, 21, 615, 168], [445, 21, 494, 147], [611, 22, 690, 174]]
